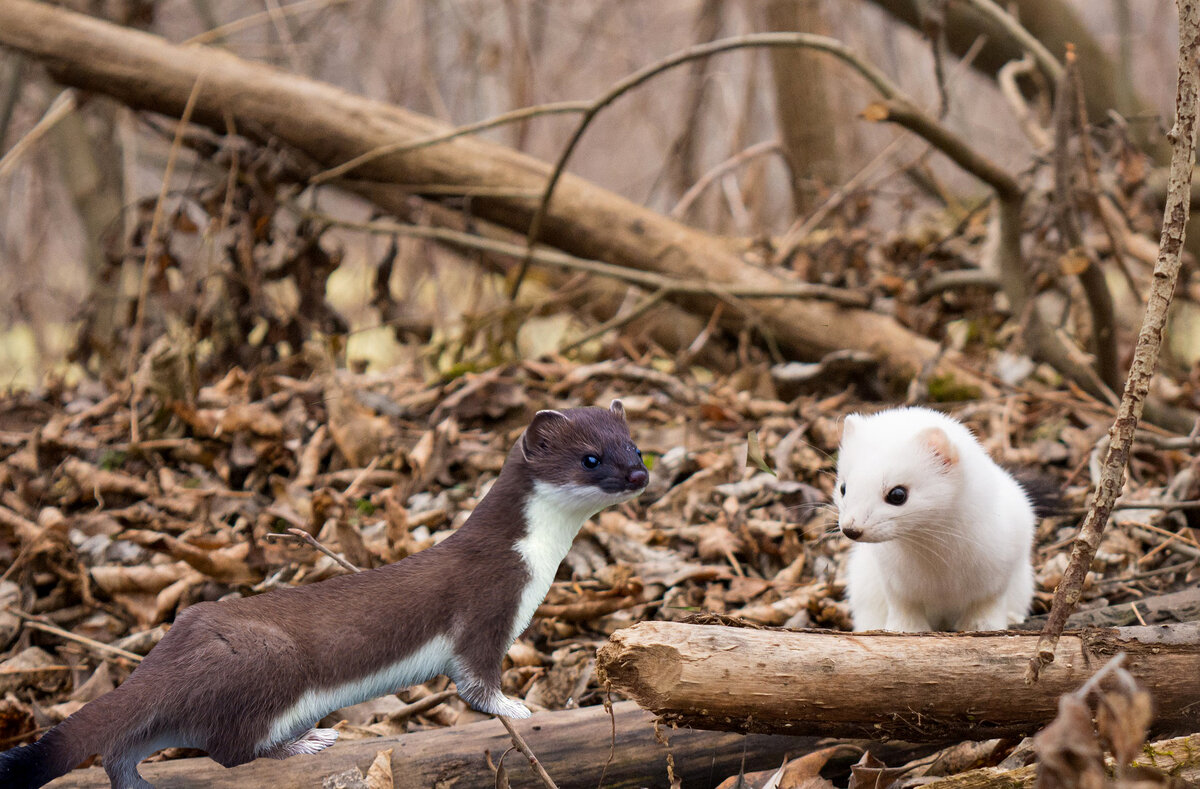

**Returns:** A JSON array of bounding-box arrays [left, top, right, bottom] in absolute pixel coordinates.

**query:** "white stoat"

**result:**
[[834, 406, 1035, 632]]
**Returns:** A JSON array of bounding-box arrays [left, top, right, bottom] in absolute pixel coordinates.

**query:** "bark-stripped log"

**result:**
[[44, 700, 932, 788], [0, 0, 976, 386], [595, 622, 1200, 741]]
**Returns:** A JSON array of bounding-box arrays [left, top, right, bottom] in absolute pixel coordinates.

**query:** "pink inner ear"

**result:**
[[918, 426, 959, 469], [842, 414, 862, 442]]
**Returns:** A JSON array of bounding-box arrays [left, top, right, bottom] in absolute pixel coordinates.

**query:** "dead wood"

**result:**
[[1015, 587, 1200, 630], [42, 700, 926, 788], [0, 0, 973, 387], [595, 621, 1200, 741]]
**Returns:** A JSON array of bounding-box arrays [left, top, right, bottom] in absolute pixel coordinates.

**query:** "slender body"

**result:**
[[0, 402, 647, 788], [834, 406, 1035, 632]]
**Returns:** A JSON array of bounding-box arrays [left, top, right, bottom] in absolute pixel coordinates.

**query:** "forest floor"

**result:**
[[1, 343, 1198, 787]]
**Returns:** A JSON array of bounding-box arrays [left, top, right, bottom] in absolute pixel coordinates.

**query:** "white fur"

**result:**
[[835, 407, 1035, 632], [511, 481, 637, 643], [256, 635, 453, 753]]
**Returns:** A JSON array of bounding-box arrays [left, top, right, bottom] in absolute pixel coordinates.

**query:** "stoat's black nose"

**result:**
[[628, 467, 649, 488], [841, 524, 863, 540]]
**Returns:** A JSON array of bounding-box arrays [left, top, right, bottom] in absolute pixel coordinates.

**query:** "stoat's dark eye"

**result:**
[[885, 486, 908, 506], [582, 454, 601, 469], [839, 482, 846, 496], [635, 447, 643, 459]]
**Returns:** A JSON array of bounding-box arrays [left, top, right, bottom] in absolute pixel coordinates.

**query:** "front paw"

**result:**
[[490, 695, 532, 719]]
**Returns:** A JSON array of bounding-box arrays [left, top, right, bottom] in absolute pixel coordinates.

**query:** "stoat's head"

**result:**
[[833, 408, 965, 544], [519, 400, 648, 512]]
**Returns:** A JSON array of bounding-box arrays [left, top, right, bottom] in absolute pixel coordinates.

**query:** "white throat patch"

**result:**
[[510, 481, 620, 642]]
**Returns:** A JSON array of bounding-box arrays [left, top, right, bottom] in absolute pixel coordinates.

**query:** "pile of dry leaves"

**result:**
[[1, 343, 1198, 785]]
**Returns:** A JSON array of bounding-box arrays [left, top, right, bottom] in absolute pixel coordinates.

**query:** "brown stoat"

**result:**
[[0, 401, 647, 789]]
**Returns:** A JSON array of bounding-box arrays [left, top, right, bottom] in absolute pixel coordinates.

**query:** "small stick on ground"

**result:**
[[498, 715, 559, 789], [265, 527, 362, 574], [5, 609, 143, 663], [1028, 0, 1200, 683]]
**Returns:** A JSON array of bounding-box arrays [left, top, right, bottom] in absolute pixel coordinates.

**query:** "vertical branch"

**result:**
[[127, 75, 205, 443], [1029, 0, 1200, 682], [1052, 49, 1120, 392]]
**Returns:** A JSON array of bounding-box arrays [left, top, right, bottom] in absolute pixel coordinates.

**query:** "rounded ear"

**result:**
[[841, 414, 864, 442], [521, 409, 568, 461], [609, 399, 626, 420], [916, 426, 960, 470]]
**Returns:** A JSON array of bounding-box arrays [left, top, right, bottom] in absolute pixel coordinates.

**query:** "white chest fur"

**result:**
[[256, 635, 453, 753], [510, 481, 614, 643]]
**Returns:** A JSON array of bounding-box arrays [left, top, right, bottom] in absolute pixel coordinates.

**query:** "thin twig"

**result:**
[[1068, 47, 1142, 300], [5, 609, 144, 663], [558, 289, 669, 355], [0, 89, 76, 183], [298, 210, 873, 307], [127, 73, 206, 444], [310, 101, 589, 186], [391, 688, 459, 721], [184, 0, 353, 46], [669, 139, 783, 219], [265, 527, 362, 573], [1053, 50, 1119, 392], [509, 31, 904, 300], [997, 54, 1052, 153], [498, 715, 559, 789], [1029, 0, 1200, 683], [957, 0, 1063, 86]]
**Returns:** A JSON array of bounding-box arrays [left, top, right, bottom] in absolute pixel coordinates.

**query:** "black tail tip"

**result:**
[[0, 741, 58, 789], [1012, 469, 1066, 518]]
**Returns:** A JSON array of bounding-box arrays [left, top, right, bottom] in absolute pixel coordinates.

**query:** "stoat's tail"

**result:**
[[0, 689, 123, 788]]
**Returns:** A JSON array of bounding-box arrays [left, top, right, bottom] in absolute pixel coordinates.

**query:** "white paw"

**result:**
[[473, 693, 531, 719], [495, 697, 532, 719], [265, 728, 340, 758]]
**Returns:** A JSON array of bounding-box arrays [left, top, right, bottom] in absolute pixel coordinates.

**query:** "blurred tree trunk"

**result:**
[[866, 0, 1159, 155], [661, 0, 722, 200], [763, 0, 841, 214], [50, 108, 124, 362]]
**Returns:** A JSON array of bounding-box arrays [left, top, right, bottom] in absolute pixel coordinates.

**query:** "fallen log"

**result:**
[[0, 0, 976, 388], [45, 700, 931, 788], [595, 621, 1200, 741]]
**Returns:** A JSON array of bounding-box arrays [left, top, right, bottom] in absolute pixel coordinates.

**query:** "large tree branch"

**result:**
[[0, 0, 969, 386]]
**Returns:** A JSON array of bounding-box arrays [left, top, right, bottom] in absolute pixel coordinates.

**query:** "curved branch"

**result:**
[[957, 0, 1064, 86], [670, 139, 784, 219], [862, 99, 1022, 202], [510, 31, 905, 299]]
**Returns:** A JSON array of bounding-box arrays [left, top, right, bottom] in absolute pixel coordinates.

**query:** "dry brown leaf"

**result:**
[[90, 562, 191, 595], [718, 745, 848, 789], [1097, 687, 1153, 770], [697, 523, 742, 562], [364, 747, 394, 789], [847, 751, 906, 789], [1035, 694, 1106, 789]]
